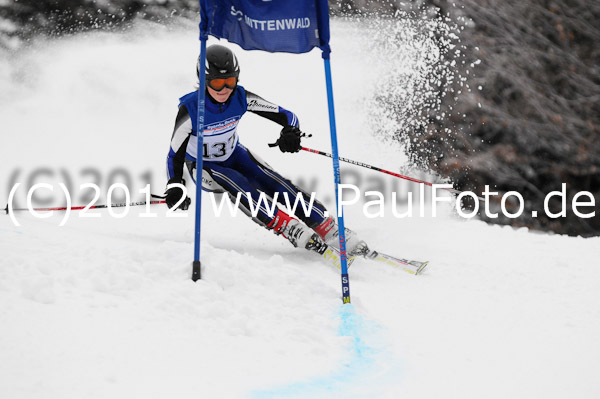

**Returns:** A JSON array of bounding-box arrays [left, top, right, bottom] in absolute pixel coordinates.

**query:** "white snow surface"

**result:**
[[1, 20, 600, 399]]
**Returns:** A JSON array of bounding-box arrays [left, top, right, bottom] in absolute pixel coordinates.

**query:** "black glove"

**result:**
[[165, 178, 191, 210], [271, 126, 303, 153]]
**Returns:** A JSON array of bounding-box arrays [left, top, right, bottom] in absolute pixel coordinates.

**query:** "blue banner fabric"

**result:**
[[200, 0, 330, 56]]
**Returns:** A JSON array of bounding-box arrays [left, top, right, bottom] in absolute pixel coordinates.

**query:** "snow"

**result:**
[[1, 19, 600, 399]]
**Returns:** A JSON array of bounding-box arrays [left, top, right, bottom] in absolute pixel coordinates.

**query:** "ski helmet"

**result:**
[[198, 44, 240, 81]]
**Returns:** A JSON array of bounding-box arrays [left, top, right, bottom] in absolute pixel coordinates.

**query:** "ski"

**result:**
[[365, 250, 428, 275], [304, 234, 427, 275], [305, 234, 356, 270], [321, 244, 356, 270]]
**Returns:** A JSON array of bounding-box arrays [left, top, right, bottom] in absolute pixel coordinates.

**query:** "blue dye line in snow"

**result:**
[[250, 304, 401, 399]]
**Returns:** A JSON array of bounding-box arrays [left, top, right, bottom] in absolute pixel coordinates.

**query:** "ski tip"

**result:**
[[416, 261, 429, 275]]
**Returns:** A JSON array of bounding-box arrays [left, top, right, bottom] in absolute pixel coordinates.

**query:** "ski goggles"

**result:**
[[207, 76, 238, 91]]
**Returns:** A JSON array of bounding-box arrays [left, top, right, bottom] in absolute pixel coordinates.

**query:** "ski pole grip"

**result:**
[[268, 132, 311, 148]]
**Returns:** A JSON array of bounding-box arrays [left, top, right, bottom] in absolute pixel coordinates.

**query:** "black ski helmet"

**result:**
[[198, 44, 240, 80]]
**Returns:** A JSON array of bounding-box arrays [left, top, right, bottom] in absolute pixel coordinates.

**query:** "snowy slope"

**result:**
[[1, 19, 600, 399]]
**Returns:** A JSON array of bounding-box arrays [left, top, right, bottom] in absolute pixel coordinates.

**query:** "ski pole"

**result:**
[[4, 200, 166, 214], [301, 146, 484, 200]]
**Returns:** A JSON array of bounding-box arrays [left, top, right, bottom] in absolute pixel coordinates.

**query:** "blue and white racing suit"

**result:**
[[166, 85, 327, 228]]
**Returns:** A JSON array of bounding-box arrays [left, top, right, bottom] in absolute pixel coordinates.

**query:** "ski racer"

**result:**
[[165, 44, 364, 254]]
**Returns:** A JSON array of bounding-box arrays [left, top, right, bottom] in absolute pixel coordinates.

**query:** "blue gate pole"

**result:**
[[192, 37, 208, 281], [323, 56, 351, 304]]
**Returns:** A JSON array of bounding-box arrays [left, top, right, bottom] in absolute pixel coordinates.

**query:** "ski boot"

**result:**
[[267, 209, 326, 251], [313, 216, 370, 257]]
